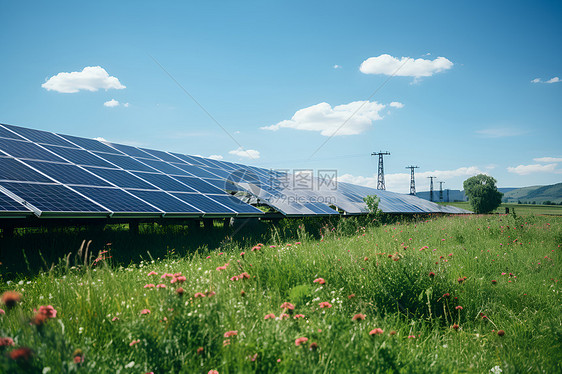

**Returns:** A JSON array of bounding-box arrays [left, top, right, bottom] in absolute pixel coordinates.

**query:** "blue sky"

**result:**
[[1, 0, 560, 193]]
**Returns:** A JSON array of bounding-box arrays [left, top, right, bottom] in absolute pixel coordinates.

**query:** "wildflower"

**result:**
[[455, 306, 463, 310], [389, 330, 397, 336], [176, 288, 184, 296], [147, 271, 158, 276], [348, 294, 355, 299], [194, 292, 206, 298], [240, 252, 245, 257], [171, 276, 186, 284], [309, 342, 319, 351], [443, 293, 450, 298], [429, 272, 435, 278], [239, 272, 251, 279], [264, 313, 276, 320], [251, 246, 261, 251], [73, 349, 84, 364], [319, 302, 332, 308], [37, 305, 57, 319], [224, 330, 238, 338], [295, 337, 308, 346], [216, 264, 228, 271], [230, 276, 239, 281], [294, 314, 305, 319], [129, 339, 140, 346], [295, 242, 302, 245], [223, 339, 230, 346], [197, 347, 204, 355], [369, 328, 384, 335], [1, 291, 21, 309], [144, 284, 155, 288], [9, 347, 33, 361], [352, 313, 366, 321], [207, 290, 216, 297], [112, 316, 119, 322], [0, 337, 14, 347], [0, 309, 4, 315], [140, 309, 151, 315], [156, 284, 166, 288], [364, 257, 369, 261], [31, 312, 48, 327], [280, 302, 295, 310], [452, 324, 460, 330], [407, 335, 416, 339], [208, 370, 219, 374], [313, 278, 325, 284], [491, 280, 497, 284], [279, 313, 290, 319], [248, 353, 258, 361], [497, 330, 505, 337], [458, 277, 465, 283], [240, 290, 246, 297]]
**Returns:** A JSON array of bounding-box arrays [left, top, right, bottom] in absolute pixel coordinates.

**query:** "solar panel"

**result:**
[[93, 153, 156, 172], [0, 189, 32, 213], [127, 190, 202, 214], [3, 124, 77, 147], [131, 172, 198, 192], [171, 192, 236, 214], [138, 159, 189, 175], [207, 194, 263, 214], [25, 161, 112, 187], [0, 138, 65, 162], [58, 134, 121, 153], [43, 145, 116, 168], [172, 176, 228, 194], [106, 143, 159, 160], [0, 157, 53, 183], [172, 163, 222, 178], [0, 125, 26, 140], [140, 148, 184, 163], [84, 167, 157, 189], [0, 182, 108, 214], [71, 186, 162, 214]]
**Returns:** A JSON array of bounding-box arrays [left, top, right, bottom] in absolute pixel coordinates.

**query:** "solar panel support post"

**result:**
[[371, 151, 390, 190], [427, 176, 436, 202], [405, 166, 420, 195]]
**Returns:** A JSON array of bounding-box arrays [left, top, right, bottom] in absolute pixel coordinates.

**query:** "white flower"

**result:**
[[125, 361, 135, 369], [490, 366, 502, 374]]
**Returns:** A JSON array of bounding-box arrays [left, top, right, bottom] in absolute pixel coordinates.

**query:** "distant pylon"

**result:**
[[427, 176, 436, 202], [438, 181, 445, 202], [371, 151, 390, 190], [405, 166, 420, 195]]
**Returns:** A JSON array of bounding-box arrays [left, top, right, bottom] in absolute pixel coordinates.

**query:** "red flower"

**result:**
[[156, 284, 166, 288], [171, 276, 186, 284], [348, 294, 355, 299], [0, 337, 14, 347], [369, 328, 384, 335], [293, 314, 305, 319], [429, 272, 435, 278], [224, 330, 238, 338], [295, 337, 308, 346], [176, 287, 185, 296], [38, 305, 57, 319], [197, 347, 204, 355], [147, 271, 158, 276], [452, 324, 460, 330], [280, 302, 295, 310], [240, 290, 246, 297], [497, 330, 505, 337], [239, 272, 251, 279], [144, 284, 155, 288], [491, 280, 497, 284], [319, 302, 332, 308], [313, 278, 325, 284], [352, 313, 366, 321], [309, 342, 319, 351], [208, 370, 219, 374], [455, 306, 463, 310], [9, 347, 33, 361], [1, 291, 21, 309], [207, 290, 216, 297], [279, 313, 290, 319], [230, 276, 239, 281], [443, 293, 450, 298]]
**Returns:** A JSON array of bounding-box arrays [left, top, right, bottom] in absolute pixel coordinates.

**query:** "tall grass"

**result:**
[[1, 214, 561, 373]]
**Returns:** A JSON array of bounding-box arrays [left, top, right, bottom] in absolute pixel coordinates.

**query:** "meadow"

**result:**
[[1, 214, 561, 373]]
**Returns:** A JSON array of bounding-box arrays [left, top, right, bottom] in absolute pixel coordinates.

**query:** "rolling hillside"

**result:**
[[502, 182, 562, 204]]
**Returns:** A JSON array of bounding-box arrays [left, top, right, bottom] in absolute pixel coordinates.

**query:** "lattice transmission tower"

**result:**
[[371, 151, 390, 190], [427, 176, 436, 202], [438, 181, 445, 202], [405, 166, 419, 195]]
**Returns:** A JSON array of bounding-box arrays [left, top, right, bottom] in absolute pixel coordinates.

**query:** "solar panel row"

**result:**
[[0, 123, 471, 218]]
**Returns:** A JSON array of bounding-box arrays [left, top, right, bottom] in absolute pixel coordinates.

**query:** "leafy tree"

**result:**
[[463, 174, 503, 214]]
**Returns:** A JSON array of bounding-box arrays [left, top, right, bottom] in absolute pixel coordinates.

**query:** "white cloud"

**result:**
[[532, 76, 560, 84], [507, 163, 558, 175], [229, 147, 260, 159], [359, 54, 453, 78], [261, 101, 388, 137], [93, 137, 108, 142], [389, 101, 404, 108], [123, 103, 129, 107], [534, 156, 562, 163], [103, 99, 119, 107], [476, 128, 527, 138], [42, 66, 126, 93], [208, 154, 224, 161], [333, 64, 342, 69], [339, 166, 485, 193]]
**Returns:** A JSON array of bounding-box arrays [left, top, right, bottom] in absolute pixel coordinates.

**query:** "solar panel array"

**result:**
[[0, 123, 470, 219]]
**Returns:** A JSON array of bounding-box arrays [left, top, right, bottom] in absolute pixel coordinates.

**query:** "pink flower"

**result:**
[[194, 292, 206, 298], [280, 302, 295, 310], [313, 278, 326, 284], [144, 284, 155, 288], [295, 242, 302, 245], [319, 302, 332, 308], [455, 306, 463, 310], [295, 337, 308, 346], [0, 309, 4, 315], [369, 328, 384, 335], [279, 313, 290, 319], [207, 290, 216, 297], [224, 330, 238, 338], [352, 313, 366, 321], [130, 339, 140, 346], [230, 276, 239, 281], [156, 284, 166, 288], [240, 252, 245, 256], [293, 314, 305, 319], [0, 337, 15, 347], [111, 316, 119, 322], [140, 309, 151, 315], [147, 271, 158, 276], [37, 305, 57, 319], [171, 276, 186, 284], [216, 264, 228, 271], [208, 370, 219, 374], [264, 313, 275, 320], [407, 335, 416, 339], [239, 272, 251, 279]]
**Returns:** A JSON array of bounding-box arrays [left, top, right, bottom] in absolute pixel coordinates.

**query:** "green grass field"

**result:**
[[1, 215, 561, 373], [442, 201, 562, 216]]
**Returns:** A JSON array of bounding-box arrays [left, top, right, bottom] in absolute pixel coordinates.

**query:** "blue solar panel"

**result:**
[[0, 157, 53, 183], [0, 125, 26, 140], [107, 143, 159, 160], [172, 163, 222, 178], [84, 167, 157, 189], [185, 155, 217, 167], [0, 138, 66, 162], [93, 153, 156, 172], [132, 172, 197, 192], [203, 178, 244, 192], [3, 124, 77, 147], [140, 148, 183, 163], [43, 145, 116, 168], [25, 161, 112, 187], [169, 153, 205, 165], [58, 134, 121, 153], [171, 192, 235, 214], [139, 159, 189, 175], [204, 167, 232, 179], [126, 190, 202, 213], [0, 182, 108, 213], [72, 186, 162, 213], [208, 194, 263, 214], [172, 176, 228, 194], [0, 189, 31, 212]]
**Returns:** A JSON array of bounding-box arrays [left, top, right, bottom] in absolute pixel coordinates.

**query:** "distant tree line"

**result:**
[[515, 200, 562, 205]]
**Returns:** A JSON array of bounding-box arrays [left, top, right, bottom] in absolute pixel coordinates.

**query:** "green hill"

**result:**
[[502, 182, 562, 204]]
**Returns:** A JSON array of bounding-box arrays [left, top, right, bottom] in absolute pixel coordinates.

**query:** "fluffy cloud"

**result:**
[[507, 163, 558, 175], [333, 64, 342, 69], [534, 156, 562, 163], [103, 99, 119, 107], [42, 66, 126, 93], [208, 155, 224, 161], [339, 166, 485, 193], [262, 101, 396, 137], [229, 147, 260, 159], [531, 77, 560, 84], [389, 101, 404, 108], [476, 128, 527, 138], [359, 54, 453, 78]]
